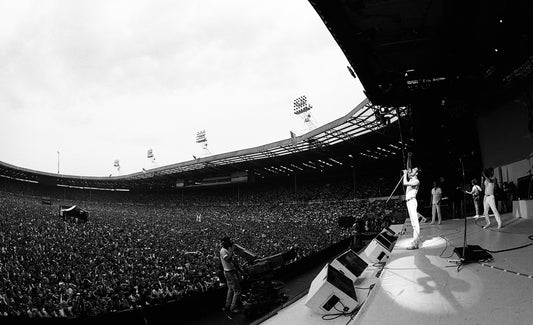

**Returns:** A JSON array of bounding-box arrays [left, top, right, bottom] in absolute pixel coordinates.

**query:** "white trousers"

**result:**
[[407, 199, 420, 243], [431, 203, 441, 223], [483, 195, 501, 226], [473, 197, 480, 216]]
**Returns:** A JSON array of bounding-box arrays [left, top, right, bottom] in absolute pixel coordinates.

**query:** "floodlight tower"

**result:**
[[147, 148, 158, 168], [113, 159, 121, 175], [293, 95, 317, 132], [196, 130, 211, 157]]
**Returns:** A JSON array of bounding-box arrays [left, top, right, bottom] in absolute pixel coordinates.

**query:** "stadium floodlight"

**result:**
[[195, 130, 211, 157], [196, 130, 207, 143], [293, 95, 312, 115], [113, 159, 120, 173], [146, 148, 157, 169], [293, 95, 317, 132]]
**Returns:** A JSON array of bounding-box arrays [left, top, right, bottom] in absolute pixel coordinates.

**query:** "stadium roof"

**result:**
[[0, 99, 410, 190], [309, 0, 533, 105]]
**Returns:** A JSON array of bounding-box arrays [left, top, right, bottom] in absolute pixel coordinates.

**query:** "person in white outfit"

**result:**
[[403, 167, 421, 249], [220, 236, 242, 313], [465, 179, 482, 218], [482, 168, 503, 229], [430, 181, 442, 224]]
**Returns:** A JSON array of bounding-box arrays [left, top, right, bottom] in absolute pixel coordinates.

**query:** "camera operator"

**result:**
[[220, 236, 243, 314]]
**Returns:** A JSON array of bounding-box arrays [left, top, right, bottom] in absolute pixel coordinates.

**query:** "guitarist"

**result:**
[[465, 179, 482, 219]]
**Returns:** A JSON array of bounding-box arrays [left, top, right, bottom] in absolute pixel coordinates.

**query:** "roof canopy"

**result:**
[[309, 0, 533, 105], [0, 99, 410, 190]]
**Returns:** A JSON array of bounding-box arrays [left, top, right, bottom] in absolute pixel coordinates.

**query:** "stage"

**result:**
[[259, 213, 533, 325]]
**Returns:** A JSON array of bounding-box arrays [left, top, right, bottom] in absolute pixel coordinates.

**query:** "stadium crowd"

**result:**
[[0, 177, 403, 318]]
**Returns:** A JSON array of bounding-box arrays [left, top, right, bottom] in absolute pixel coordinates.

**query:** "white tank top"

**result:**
[[484, 180, 494, 196], [406, 183, 418, 201]]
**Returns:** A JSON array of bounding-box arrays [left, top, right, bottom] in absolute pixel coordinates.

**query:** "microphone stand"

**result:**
[[386, 174, 404, 203], [452, 158, 489, 270], [449, 157, 469, 268], [460, 157, 468, 266]]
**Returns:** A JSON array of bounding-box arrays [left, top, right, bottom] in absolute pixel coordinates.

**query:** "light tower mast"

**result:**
[[293, 95, 317, 132]]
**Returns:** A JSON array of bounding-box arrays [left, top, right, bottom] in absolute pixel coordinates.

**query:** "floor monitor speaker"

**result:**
[[305, 264, 358, 315]]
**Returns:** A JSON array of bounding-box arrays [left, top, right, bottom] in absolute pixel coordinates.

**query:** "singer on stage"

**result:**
[[403, 167, 421, 250]]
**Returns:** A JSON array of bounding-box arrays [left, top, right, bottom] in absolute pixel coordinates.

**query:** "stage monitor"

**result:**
[[362, 232, 397, 264], [331, 249, 368, 283], [382, 226, 397, 236], [375, 232, 396, 252], [305, 264, 358, 315], [326, 265, 357, 301]]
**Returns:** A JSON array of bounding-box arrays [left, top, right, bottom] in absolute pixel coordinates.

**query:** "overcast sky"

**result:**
[[0, 0, 365, 176]]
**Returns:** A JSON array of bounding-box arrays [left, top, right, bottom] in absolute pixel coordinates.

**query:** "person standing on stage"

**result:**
[[220, 236, 242, 313], [430, 181, 442, 225], [403, 167, 422, 249], [481, 168, 503, 229], [465, 179, 482, 218]]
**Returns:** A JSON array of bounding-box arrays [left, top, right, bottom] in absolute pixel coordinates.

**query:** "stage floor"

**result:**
[[260, 213, 533, 325]]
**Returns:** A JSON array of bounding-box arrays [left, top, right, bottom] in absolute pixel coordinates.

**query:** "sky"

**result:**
[[0, 0, 366, 177]]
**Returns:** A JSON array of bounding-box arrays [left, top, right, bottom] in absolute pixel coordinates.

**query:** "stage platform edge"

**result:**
[[261, 213, 533, 325]]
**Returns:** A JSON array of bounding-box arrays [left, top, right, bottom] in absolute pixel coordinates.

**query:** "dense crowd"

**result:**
[[0, 172, 398, 206], [0, 179, 403, 318]]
